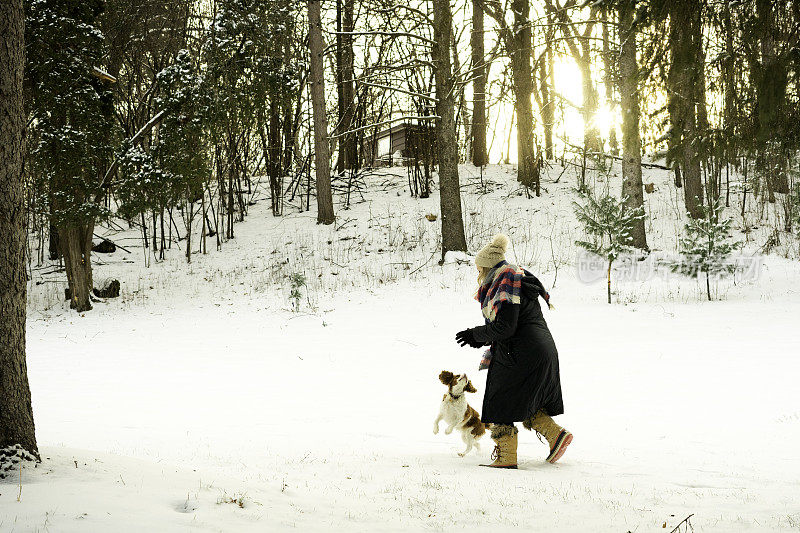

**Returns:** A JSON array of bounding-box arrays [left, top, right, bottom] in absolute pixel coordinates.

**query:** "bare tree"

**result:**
[[308, 0, 335, 224], [471, 0, 487, 167], [433, 0, 467, 258], [0, 0, 39, 465]]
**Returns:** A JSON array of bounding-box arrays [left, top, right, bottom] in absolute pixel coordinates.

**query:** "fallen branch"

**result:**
[[669, 514, 694, 533]]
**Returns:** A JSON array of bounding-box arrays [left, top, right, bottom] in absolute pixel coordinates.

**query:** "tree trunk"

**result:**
[[578, 55, 601, 154], [0, 0, 39, 461], [433, 0, 467, 259], [336, 0, 357, 172], [308, 0, 335, 225], [544, 12, 556, 160], [618, 1, 647, 250], [601, 8, 618, 155], [471, 0, 487, 167], [511, 0, 538, 194], [48, 219, 60, 260], [668, 0, 704, 218], [58, 222, 94, 312], [185, 201, 193, 263], [538, 58, 554, 161], [268, 97, 282, 216], [755, 0, 789, 195], [722, 2, 736, 167]]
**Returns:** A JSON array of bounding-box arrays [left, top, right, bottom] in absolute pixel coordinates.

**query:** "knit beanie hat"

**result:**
[[475, 234, 510, 268]]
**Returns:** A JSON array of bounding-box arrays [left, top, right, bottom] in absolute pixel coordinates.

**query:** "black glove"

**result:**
[[455, 329, 483, 348]]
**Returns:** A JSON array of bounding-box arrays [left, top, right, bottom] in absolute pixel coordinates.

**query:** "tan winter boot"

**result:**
[[480, 425, 518, 469], [526, 409, 572, 464]]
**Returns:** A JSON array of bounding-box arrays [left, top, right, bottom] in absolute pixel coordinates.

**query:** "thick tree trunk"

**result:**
[[58, 222, 94, 312], [433, 0, 467, 259], [511, 0, 539, 194], [471, 0, 487, 167], [0, 0, 39, 462], [755, 0, 789, 195], [308, 0, 335, 225], [668, 0, 704, 218], [618, 1, 647, 250]]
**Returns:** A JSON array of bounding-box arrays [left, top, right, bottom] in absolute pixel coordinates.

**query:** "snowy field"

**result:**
[[3, 163, 800, 532]]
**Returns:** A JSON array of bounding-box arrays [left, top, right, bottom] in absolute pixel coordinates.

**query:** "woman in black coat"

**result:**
[[455, 234, 572, 469]]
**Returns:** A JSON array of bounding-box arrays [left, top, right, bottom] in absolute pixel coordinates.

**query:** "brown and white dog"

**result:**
[[433, 371, 486, 456]]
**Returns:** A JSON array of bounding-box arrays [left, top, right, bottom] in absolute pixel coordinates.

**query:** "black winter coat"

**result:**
[[470, 272, 564, 425]]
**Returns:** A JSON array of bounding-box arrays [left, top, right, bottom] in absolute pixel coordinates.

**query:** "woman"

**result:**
[[455, 234, 572, 469]]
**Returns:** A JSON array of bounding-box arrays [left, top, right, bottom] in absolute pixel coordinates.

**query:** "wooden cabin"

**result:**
[[371, 122, 437, 167]]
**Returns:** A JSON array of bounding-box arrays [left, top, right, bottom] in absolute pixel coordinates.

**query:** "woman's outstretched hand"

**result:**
[[455, 329, 483, 348]]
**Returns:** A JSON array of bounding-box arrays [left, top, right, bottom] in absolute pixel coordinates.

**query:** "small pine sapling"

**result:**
[[289, 273, 307, 312], [674, 199, 742, 301], [573, 191, 645, 304]]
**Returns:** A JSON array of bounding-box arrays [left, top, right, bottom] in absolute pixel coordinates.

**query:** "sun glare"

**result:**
[[486, 56, 619, 163]]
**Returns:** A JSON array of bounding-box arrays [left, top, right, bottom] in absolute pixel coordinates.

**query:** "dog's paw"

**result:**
[[444, 428, 453, 435], [433, 426, 439, 435]]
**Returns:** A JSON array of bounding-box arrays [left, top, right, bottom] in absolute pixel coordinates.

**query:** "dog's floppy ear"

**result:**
[[439, 371, 455, 385], [465, 380, 477, 393]]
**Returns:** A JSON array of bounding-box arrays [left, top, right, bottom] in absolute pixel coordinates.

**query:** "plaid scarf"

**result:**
[[475, 261, 524, 322]]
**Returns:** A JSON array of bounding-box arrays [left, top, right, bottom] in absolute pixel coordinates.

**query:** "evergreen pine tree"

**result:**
[[573, 191, 645, 304], [675, 199, 742, 301]]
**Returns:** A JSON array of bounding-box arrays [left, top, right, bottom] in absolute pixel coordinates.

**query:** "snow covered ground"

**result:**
[[3, 162, 800, 532]]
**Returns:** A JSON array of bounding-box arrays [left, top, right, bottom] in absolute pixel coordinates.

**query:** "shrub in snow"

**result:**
[[573, 190, 645, 304], [0, 444, 38, 479], [290, 273, 307, 312], [673, 199, 742, 301]]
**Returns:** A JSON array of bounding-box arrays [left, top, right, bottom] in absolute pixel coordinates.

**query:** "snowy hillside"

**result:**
[[4, 163, 800, 532]]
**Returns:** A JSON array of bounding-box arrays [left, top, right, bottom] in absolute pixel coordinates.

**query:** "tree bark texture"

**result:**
[[618, 1, 647, 250], [308, 0, 335, 224], [511, 0, 539, 194], [433, 0, 467, 258], [0, 0, 39, 460], [57, 222, 94, 312]]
